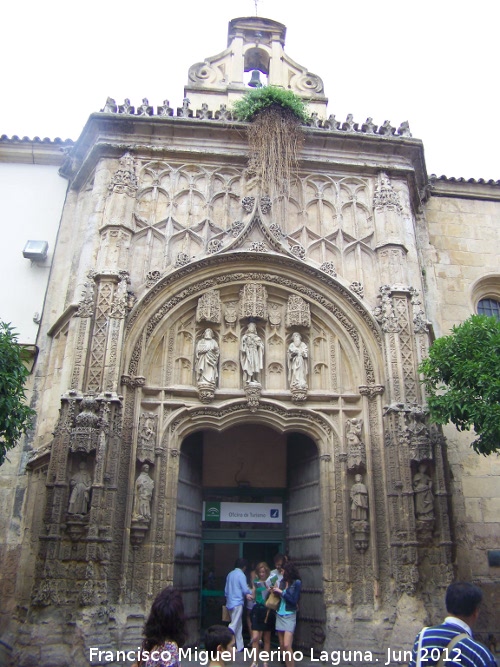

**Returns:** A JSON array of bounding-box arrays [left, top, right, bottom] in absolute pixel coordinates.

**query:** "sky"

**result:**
[[2, 0, 499, 180]]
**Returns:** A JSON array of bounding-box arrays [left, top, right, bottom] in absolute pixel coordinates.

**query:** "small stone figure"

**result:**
[[346, 417, 365, 471], [287, 332, 308, 388], [195, 329, 220, 385], [350, 474, 369, 521], [68, 461, 92, 514], [240, 322, 264, 383], [413, 463, 434, 521], [133, 463, 154, 521]]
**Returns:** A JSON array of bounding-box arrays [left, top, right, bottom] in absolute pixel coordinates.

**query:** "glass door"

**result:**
[[200, 540, 282, 632]]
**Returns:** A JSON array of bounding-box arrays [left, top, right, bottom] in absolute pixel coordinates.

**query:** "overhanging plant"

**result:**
[[233, 86, 309, 226]]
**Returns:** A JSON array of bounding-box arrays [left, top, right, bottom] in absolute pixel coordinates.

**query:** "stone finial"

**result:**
[[196, 103, 213, 120], [215, 104, 233, 121], [342, 114, 358, 132], [323, 114, 340, 131], [177, 98, 193, 118], [157, 100, 174, 117], [118, 98, 135, 115], [102, 97, 117, 113], [136, 98, 153, 116], [378, 120, 395, 136], [397, 121, 412, 137], [308, 112, 322, 128], [361, 117, 377, 134]]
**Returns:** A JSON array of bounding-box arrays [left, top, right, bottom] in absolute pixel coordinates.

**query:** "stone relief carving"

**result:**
[[320, 262, 337, 277], [196, 289, 221, 324], [410, 288, 429, 334], [260, 196, 272, 214], [350, 281, 364, 298], [108, 152, 138, 197], [244, 382, 261, 412], [137, 413, 157, 463], [68, 461, 92, 515], [70, 395, 101, 453], [76, 271, 97, 318], [242, 196, 256, 213], [405, 403, 432, 462], [146, 270, 162, 287], [240, 322, 264, 384], [373, 172, 402, 213], [346, 418, 366, 472], [413, 463, 434, 522], [175, 252, 191, 267], [290, 244, 306, 260], [286, 294, 311, 328], [268, 303, 282, 328], [223, 301, 238, 328], [239, 283, 268, 321], [373, 285, 401, 333], [110, 271, 130, 318], [133, 463, 154, 521], [350, 473, 369, 553]]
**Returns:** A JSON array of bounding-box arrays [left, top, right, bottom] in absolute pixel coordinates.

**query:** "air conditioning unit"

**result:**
[[23, 240, 49, 261]]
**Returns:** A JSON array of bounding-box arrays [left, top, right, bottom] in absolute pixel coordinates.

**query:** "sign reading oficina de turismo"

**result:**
[[203, 501, 282, 523]]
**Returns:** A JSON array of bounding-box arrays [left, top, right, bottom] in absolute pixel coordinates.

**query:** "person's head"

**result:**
[[234, 557, 247, 571], [255, 562, 270, 581], [142, 463, 149, 473], [247, 322, 256, 333], [205, 625, 235, 663], [354, 473, 362, 483], [142, 586, 187, 652], [282, 561, 300, 584], [445, 582, 483, 623], [292, 332, 301, 344], [273, 553, 286, 571], [204, 328, 213, 338]]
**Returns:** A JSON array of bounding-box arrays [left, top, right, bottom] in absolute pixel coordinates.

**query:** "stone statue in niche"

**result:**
[[350, 473, 370, 553], [346, 418, 366, 472], [240, 322, 264, 384], [287, 332, 308, 388], [350, 473, 369, 521], [68, 461, 92, 514], [133, 463, 155, 521], [195, 328, 220, 385], [413, 463, 434, 521]]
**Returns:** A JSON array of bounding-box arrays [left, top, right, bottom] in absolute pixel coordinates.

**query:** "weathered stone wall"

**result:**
[[422, 179, 500, 637]]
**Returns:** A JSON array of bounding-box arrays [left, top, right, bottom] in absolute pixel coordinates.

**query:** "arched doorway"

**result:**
[[173, 425, 325, 649]]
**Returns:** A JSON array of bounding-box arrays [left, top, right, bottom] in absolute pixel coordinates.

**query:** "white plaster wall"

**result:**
[[0, 163, 68, 344]]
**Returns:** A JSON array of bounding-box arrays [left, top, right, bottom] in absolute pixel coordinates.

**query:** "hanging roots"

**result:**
[[247, 104, 304, 227]]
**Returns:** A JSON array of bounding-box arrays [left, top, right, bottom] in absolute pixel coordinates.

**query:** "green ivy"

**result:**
[[419, 314, 500, 455], [0, 322, 36, 466], [232, 86, 310, 124]]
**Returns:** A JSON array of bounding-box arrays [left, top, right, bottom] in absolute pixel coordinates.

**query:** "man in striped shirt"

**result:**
[[409, 583, 497, 667]]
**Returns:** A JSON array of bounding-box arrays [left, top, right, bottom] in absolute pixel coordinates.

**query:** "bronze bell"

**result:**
[[248, 70, 262, 88]]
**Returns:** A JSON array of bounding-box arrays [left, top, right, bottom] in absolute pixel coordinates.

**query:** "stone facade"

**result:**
[[0, 16, 499, 667]]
